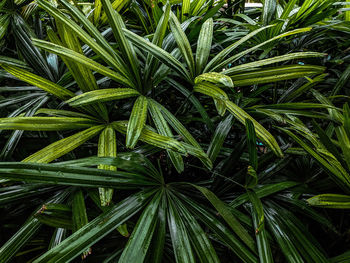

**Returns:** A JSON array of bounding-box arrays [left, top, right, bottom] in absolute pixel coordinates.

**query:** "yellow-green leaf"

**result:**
[[126, 96, 148, 148], [23, 125, 105, 163]]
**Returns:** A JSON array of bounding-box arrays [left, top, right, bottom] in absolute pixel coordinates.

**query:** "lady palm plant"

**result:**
[[1, 0, 326, 170], [0, 0, 350, 262]]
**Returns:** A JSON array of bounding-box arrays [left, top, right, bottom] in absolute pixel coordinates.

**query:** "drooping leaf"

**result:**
[[33, 39, 134, 88], [195, 72, 233, 88], [22, 125, 105, 163], [66, 88, 140, 107], [148, 100, 184, 173], [98, 126, 117, 206], [0, 117, 97, 131], [126, 96, 148, 149], [245, 119, 258, 171], [225, 100, 283, 157], [307, 194, 350, 209], [207, 115, 234, 163], [0, 64, 74, 100]]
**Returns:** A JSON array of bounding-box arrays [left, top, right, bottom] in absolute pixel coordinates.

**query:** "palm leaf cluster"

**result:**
[[1, 0, 350, 262]]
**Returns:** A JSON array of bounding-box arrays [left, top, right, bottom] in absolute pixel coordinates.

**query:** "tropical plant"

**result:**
[[1, 0, 350, 262]]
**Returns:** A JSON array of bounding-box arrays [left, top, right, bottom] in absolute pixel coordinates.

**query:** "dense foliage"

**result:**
[[1, 0, 350, 262]]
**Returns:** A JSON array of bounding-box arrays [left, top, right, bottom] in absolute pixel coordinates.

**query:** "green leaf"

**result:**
[[123, 28, 191, 82], [0, 55, 31, 70], [55, 22, 109, 121], [144, 3, 171, 87], [35, 109, 99, 120], [207, 115, 234, 163], [344, 103, 350, 140], [56, 23, 99, 94], [247, 190, 273, 263], [58, 154, 161, 183], [0, 14, 10, 40], [169, 12, 195, 78], [0, 219, 40, 261], [264, 205, 304, 263], [151, 99, 202, 149], [307, 194, 350, 209], [209, 27, 313, 73], [0, 191, 70, 263], [94, 0, 102, 24], [37, 0, 128, 76], [0, 184, 58, 206], [331, 64, 350, 96], [195, 72, 233, 88], [191, 185, 256, 252], [277, 194, 338, 233], [118, 191, 162, 263], [279, 127, 350, 189], [147, 194, 167, 263], [100, 0, 131, 24], [35, 204, 73, 230], [126, 96, 148, 149], [229, 65, 325, 86], [181, 0, 191, 21], [194, 82, 229, 100], [0, 117, 97, 131], [0, 162, 157, 189], [33, 190, 155, 263], [230, 64, 325, 79], [100, 0, 141, 89], [170, 192, 220, 263], [178, 193, 258, 263], [88, 190, 129, 237], [312, 119, 347, 169], [12, 15, 56, 80], [225, 52, 326, 75], [167, 193, 196, 263], [66, 88, 139, 107], [261, 0, 276, 25], [230, 181, 299, 208], [168, 79, 214, 132], [196, 18, 213, 75], [98, 126, 117, 206], [72, 190, 88, 232], [251, 102, 338, 111], [49, 228, 67, 250], [148, 100, 184, 173], [331, 250, 350, 263], [205, 25, 274, 72], [245, 119, 258, 171], [113, 121, 186, 154], [113, 121, 212, 169], [23, 125, 105, 163], [191, 0, 207, 15], [225, 100, 283, 157], [266, 202, 329, 263], [246, 166, 258, 189], [32, 39, 134, 88], [0, 64, 74, 100]]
